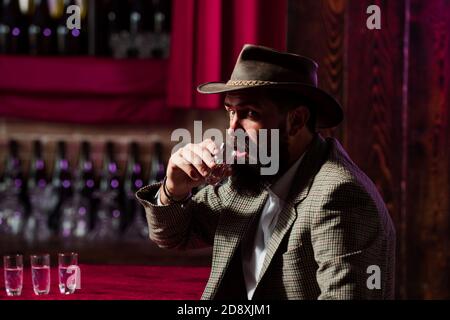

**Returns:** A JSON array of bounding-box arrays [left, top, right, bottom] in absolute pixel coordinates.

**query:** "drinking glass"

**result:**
[[30, 254, 51, 295], [58, 252, 80, 294], [3, 254, 23, 296], [204, 142, 234, 186]]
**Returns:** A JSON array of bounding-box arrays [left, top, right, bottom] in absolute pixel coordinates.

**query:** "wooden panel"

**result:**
[[345, 0, 407, 298], [289, 0, 407, 298], [287, 0, 347, 139], [286, 0, 450, 299], [406, 0, 450, 299]]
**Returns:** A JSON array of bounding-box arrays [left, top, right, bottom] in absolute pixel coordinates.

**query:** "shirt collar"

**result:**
[[268, 153, 305, 200]]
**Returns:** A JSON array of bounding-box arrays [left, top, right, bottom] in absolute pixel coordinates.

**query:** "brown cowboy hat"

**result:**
[[197, 44, 344, 128]]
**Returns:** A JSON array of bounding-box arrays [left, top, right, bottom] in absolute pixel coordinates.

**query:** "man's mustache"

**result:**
[[226, 128, 280, 176], [228, 137, 258, 163]]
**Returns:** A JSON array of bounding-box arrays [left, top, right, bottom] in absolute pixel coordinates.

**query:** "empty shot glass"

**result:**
[[58, 252, 81, 294], [3, 254, 23, 296], [30, 254, 51, 295]]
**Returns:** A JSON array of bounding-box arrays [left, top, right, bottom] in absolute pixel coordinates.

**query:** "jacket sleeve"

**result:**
[[311, 180, 389, 300], [135, 181, 230, 250]]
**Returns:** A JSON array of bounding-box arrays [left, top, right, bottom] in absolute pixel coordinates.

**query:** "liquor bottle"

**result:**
[[3, 140, 24, 191], [0, 140, 26, 236], [24, 139, 52, 243], [76, 141, 95, 198], [0, 153, 3, 190], [0, 0, 1, 52], [0, 0, 28, 54], [78, 0, 87, 53], [76, 141, 96, 228], [99, 142, 122, 195], [150, 0, 171, 58], [123, 141, 148, 240], [106, 0, 129, 58], [56, 0, 87, 55], [58, 141, 94, 241], [124, 142, 144, 202], [155, 0, 171, 32], [127, 0, 151, 58], [28, 0, 56, 55], [148, 141, 165, 185], [56, 0, 77, 55], [58, 140, 96, 240], [48, 140, 72, 232], [51, 140, 72, 198], [90, 141, 123, 240], [27, 140, 47, 190], [25, 139, 46, 216]]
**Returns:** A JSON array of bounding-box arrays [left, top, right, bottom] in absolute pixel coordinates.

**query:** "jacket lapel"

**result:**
[[254, 134, 329, 290], [205, 187, 268, 299]]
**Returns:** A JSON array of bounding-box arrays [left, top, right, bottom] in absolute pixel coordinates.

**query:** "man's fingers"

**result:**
[[169, 140, 226, 187], [172, 151, 202, 181], [190, 143, 216, 169], [201, 139, 219, 156], [180, 148, 209, 178]]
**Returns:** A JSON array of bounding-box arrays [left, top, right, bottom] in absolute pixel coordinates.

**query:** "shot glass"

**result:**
[[58, 252, 81, 294], [30, 254, 51, 295], [3, 254, 23, 296], [205, 142, 234, 186]]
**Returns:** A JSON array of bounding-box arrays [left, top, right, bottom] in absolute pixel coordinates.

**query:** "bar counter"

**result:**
[[0, 264, 211, 300]]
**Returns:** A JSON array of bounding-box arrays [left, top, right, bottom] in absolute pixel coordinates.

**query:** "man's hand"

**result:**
[[160, 139, 229, 205]]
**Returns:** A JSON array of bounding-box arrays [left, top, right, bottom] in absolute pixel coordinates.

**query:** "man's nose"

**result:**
[[229, 114, 242, 131]]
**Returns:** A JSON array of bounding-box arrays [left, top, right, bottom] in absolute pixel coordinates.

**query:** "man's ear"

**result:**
[[287, 106, 310, 136]]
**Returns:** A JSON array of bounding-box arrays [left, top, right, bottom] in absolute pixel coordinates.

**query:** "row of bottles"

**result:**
[[0, 0, 88, 55], [103, 0, 171, 58], [0, 140, 166, 243], [0, 0, 171, 58]]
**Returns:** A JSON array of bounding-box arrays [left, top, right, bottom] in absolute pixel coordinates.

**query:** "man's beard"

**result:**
[[229, 127, 290, 197]]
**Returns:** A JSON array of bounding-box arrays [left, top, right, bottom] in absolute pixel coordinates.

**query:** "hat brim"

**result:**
[[197, 82, 343, 129]]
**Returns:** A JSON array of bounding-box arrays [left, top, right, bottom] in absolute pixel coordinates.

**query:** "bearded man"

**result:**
[[136, 44, 396, 300]]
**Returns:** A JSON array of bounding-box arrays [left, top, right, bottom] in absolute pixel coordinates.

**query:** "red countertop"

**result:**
[[0, 264, 211, 300]]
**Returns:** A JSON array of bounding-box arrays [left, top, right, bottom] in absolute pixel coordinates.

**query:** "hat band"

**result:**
[[226, 80, 276, 86]]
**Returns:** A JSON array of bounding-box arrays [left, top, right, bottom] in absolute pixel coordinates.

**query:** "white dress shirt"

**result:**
[[241, 154, 304, 299]]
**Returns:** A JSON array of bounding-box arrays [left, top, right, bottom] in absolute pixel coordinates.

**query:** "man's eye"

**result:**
[[228, 110, 236, 118], [247, 110, 259, 119]]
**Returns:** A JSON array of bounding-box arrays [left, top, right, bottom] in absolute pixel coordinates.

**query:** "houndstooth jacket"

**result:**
[[136, 134, 396, 300]]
